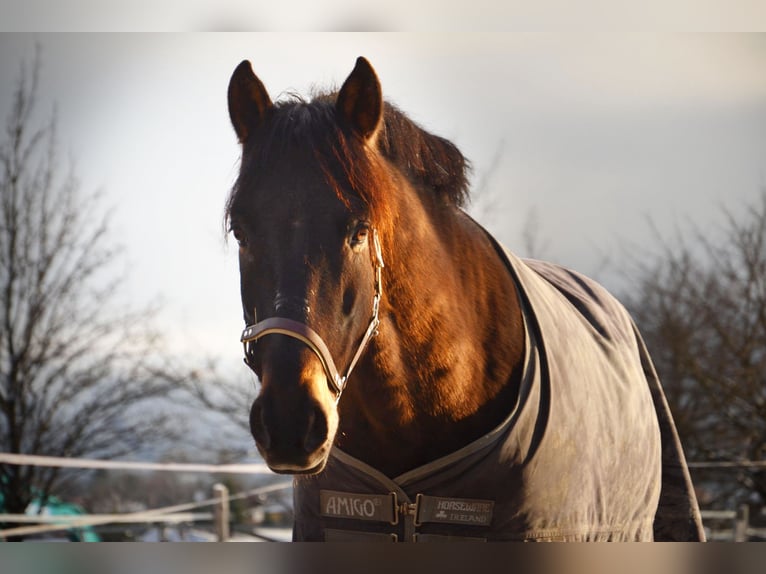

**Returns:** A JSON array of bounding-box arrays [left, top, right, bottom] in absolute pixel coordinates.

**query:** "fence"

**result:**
[[0, 453, 292, 541], [687, 459, 766, 542], [701, 506, 766, 542], [2, 453, 765, 541]]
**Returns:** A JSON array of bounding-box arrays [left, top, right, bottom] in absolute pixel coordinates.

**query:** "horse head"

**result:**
[[226, 57, 388, 474]]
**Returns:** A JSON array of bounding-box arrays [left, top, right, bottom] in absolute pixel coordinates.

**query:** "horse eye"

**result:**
[[349, 223, 370, 247], [231, 225, 248, 247]]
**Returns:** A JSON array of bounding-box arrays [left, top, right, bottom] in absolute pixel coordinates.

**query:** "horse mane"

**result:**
[[226, 92, 471, 232], [378, 101, 471, 208]]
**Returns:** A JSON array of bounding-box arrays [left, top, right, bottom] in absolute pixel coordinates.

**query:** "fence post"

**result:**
[[213, 483, 230, 542], [734, 504, 749, 542]]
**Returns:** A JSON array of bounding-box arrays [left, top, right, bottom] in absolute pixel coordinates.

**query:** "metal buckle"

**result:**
[[413, 494, 423, 527], [389, 492, 399, 526], [372, 229, 385, 269], [394, 493, 423, 527]]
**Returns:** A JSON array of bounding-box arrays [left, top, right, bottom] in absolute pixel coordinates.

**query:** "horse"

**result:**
[[224, 57, 705, 542]]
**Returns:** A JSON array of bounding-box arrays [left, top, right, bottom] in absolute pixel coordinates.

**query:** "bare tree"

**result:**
[[0, 52, 190, 524], [622, 191, 766, 508], [520, 205, 551, 260]]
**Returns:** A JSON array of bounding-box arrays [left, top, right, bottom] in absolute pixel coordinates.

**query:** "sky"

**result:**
[[1, 33, 765, 376]]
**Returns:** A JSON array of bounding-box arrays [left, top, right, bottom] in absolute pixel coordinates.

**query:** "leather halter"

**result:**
[[240, 230, 384, 402]]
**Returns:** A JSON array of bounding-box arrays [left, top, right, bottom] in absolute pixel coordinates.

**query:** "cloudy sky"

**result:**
[[1, 33, 765, 374]]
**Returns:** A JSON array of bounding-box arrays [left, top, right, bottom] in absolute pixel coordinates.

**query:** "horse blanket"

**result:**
[[293, 242, 705, 542]]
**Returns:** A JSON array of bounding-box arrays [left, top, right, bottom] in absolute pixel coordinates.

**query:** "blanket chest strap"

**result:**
[[320, 490, 494, 528]]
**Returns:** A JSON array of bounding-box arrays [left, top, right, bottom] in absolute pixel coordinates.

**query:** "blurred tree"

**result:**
[[623, 191, 766, 508], [0, 50, 189, 527]]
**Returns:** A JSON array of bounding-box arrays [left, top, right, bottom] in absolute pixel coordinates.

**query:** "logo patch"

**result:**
[[320, 490, 395, 523], [417, 495, 494, 527]]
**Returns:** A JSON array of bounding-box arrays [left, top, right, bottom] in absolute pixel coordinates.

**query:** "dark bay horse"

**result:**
[[225, 57, 705, 541]]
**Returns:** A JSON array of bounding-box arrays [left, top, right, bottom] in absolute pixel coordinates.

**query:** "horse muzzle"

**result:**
[[249, 363, 339, 474]]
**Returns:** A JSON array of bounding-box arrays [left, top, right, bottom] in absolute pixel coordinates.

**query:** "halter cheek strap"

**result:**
[[240, 230, 385, 402]]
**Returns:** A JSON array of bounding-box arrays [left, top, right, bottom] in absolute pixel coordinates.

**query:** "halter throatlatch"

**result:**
[[240, 230, 385, 402]]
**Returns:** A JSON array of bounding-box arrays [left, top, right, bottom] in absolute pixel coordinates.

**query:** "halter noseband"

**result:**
[[240, 230, 384, 402]]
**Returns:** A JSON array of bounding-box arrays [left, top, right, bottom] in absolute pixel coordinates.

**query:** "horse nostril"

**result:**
[[249, 400, 271, 450], [303, 404, 328, 454]]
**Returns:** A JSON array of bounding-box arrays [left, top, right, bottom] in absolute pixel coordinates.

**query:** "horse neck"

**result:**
[[336, 185, 526, 477]]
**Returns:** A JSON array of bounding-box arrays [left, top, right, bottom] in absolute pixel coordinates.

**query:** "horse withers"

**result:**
[[225, 57, 705, 541]]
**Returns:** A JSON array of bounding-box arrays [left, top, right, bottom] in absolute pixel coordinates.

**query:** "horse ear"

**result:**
[[336, 57, 383, 142], [228, 60, 273, 144]]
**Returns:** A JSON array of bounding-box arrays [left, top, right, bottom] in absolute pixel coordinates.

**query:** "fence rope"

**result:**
[[0, 452, 271, 474], [4, 451, 765, 472], [0, 512, 214, 524], [687, 460, 766, 469]]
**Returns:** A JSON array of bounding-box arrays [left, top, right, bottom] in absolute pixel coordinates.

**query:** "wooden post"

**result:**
[[734, 504, 749, 542], [213, 483, 230, 542]]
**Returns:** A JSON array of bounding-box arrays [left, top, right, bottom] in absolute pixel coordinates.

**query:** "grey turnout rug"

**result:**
[[293, 245, 705, 542]]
